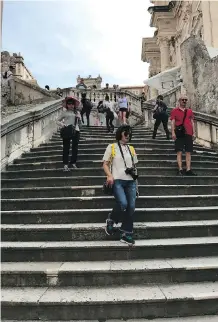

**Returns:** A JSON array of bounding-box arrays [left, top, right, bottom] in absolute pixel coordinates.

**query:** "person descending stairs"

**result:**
[[1, 125, 218, 321]]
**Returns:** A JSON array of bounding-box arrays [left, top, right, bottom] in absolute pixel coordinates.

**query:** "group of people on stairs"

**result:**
[[56, 93, 197, 245], [97, 92, 131, 132]]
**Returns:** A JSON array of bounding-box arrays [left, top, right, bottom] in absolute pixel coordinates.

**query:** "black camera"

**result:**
[[125, 167, 138, 180]]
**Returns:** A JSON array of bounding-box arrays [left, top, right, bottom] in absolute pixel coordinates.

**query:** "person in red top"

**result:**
[[170, 95, 196, 176]]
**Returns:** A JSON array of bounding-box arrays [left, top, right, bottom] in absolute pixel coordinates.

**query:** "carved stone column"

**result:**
[[157, 37, 171, 72]]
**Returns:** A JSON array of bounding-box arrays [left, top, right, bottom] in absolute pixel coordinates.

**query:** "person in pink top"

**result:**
[[170, 95, 196, 176]]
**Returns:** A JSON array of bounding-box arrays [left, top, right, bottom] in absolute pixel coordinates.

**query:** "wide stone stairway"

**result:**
[[1, 125, 218, 321]]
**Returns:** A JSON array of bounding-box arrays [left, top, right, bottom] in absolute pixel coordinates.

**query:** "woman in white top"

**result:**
[[117, 93, 128, 125], [102, 125, 138, 245], [57, 97, 82, 171]]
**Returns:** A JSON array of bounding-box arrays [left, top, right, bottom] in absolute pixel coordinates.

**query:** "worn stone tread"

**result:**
[[2, 205, 218, 214], [2, 220, 218, 230], [2, 194, 218, 202], [2, 282, 218, 304], [2, 317, 218, 322], [2, 257, 218, 273], [2, 236, 218, 248]]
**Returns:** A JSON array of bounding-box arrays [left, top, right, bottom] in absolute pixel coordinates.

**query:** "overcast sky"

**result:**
[[2, 0, 154, 88]]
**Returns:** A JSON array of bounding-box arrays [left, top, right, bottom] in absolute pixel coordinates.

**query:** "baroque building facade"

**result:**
[[142, 0, 218, 99]]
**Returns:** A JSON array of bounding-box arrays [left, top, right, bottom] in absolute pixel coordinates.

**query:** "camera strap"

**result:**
[[117, 142, 135, 169]]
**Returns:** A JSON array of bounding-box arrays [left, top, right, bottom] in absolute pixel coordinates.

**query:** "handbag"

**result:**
[[175, 109, 187, 138], [60, 116, 78, 139]]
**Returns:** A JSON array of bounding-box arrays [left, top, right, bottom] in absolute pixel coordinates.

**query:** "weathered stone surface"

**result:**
[[181, 36, 218, 115]]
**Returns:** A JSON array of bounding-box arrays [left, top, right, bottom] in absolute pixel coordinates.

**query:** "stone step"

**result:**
[[57, 129, 154, 135], [2, 207, 218, 224], [37, 140, 174, 152], [1, 282, 218, 319], [2, 184, 218, 199], [43, 135, 167, 145], [15, 150, 217, 165], [24, 147, 217, 158], [2, 237, 218, 262], [2, 221, 218, 242], [2, 195, 218, 211], [2, 318, 218, 322], [47, 140, 213, 152], [35, 142, 218, 153], [10, 160, 218, 170], [3, 167, 218, 180], [3, 176, 218, 189], [1, 257, 218, 287], [8, 153, 218, 170]]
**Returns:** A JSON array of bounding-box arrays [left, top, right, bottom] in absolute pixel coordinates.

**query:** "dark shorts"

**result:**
[[119, 108, 127, 113], [175, 134, 193, 152]]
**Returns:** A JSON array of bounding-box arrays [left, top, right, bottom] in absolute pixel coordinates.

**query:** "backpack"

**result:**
[[109, 143, 135, 162], [82, 99, 93, 111]]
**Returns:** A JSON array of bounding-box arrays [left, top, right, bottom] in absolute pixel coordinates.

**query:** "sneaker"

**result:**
[[177, 169, 184, 176], [63, 165, 70, 172], [71, 163, 78, 169], [105, 219, 115, 236], [120, 234, 135, 246], [186, 170, 197, 176]]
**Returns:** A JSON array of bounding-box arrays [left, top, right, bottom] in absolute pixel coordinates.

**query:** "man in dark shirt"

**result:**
[[152, 95, 170, 140]]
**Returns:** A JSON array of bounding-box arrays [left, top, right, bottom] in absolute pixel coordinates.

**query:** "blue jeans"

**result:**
[[109, 179, 136, 234]]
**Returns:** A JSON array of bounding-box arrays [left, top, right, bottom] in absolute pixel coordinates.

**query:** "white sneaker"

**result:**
[[71, 163, 78, 169], [63, 165, 70, 172]]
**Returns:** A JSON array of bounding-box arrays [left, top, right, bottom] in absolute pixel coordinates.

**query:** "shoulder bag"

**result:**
[[175, 109, 187, 138], [60, 115, 78, 139]]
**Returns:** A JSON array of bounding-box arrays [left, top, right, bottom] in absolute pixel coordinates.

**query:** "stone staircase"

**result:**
[[1, 125, 218, 321]]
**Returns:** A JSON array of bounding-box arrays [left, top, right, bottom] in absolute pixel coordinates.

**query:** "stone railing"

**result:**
[[1, 76, 59, 107], [1, 99, 62, 169], [54, 87, 143, 116], [142, 85, 218, 150]]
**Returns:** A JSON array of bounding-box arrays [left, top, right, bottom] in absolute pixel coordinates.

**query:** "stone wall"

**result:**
[[1, 76, 58, 108], [181, 36, 218, 115], [1, 100, 62, 170]]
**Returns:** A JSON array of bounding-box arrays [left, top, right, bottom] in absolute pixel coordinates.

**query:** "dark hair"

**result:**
[[81, 93, 86, 98], [115, 125, 132, 141], [157, 95, 163, 100], [65, 98, 76, 110], [105, 94, 109, 101]]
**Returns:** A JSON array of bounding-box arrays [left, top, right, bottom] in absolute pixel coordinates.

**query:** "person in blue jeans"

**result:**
[[102, 125, 138, 245]]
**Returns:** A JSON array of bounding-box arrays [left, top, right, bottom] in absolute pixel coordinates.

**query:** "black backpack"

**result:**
[[82, 99, 93, 111]]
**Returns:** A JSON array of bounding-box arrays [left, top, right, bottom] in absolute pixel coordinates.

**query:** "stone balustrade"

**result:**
[[142, 85, 218, 150], [55, 87, 143, 116], [1, 92, 144, 169], [1, 99, 62, 170]]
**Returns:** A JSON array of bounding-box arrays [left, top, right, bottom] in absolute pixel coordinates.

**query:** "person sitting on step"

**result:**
[[102, 125, 138, 246], [57, 97, 82, 171]]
